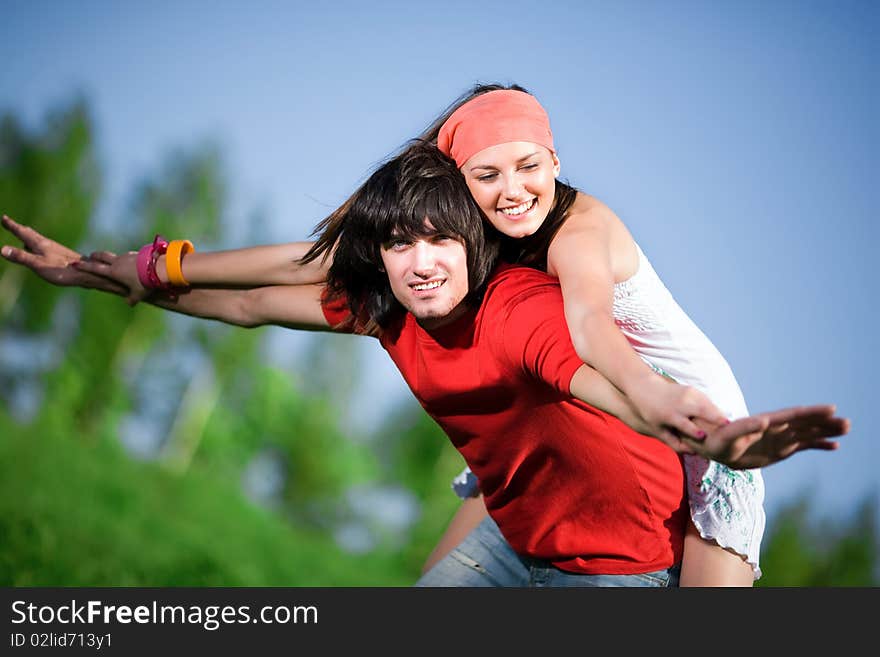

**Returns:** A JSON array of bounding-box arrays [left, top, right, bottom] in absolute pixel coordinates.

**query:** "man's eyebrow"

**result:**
[[468, 151, 542, 171]]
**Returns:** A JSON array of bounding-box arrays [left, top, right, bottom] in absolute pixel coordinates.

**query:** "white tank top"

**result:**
[[614, 244, 764, 576], [613, 244, 748, 419]]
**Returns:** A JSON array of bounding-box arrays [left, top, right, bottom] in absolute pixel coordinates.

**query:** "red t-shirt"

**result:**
[[323, 264, 686, 574]]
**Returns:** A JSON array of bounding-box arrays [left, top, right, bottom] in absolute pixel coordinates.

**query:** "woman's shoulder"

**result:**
[[570, 191, 611, 218], [550, 192, 638, 281], [558, 192, 629, 234]]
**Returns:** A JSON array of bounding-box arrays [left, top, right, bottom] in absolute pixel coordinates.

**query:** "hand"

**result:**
[[73, 250, 151, 306], [629, 375, 729, 449], [682, 404, 851, 470], [1, 214, 129, 297]]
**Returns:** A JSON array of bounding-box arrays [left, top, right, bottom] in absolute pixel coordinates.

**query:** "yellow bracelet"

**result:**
[[165, 239, 195, 287]]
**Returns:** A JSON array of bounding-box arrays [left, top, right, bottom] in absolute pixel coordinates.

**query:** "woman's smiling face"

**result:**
[[460, 141, 560, 239]]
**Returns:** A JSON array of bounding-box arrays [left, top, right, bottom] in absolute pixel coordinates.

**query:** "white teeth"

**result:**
[[500, 199, 535, 216], [413, 280, 443, 291]]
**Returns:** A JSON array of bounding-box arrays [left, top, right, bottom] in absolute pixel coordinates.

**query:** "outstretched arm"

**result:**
[[2, 214, 329, 302], [1, 215, 332, 332], [569, 362, 849, 469], [152, 241, 328, 287], [547, 197, 728, 449]]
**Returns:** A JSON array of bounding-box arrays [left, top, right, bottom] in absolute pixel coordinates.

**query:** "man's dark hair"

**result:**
[[317, 141, 500, 331]]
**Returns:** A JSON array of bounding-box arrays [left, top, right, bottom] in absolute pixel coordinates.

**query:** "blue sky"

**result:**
[[2, 0, 877, 528]]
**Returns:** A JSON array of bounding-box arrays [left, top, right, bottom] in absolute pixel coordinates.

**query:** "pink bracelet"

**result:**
[[135, 234, 170, 290]]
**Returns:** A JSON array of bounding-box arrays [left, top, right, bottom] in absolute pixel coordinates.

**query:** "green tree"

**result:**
[[0, 99, 415, 585], [758, 495, 879, 586]]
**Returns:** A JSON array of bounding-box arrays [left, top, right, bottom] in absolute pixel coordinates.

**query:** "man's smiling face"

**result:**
[[380, 222, 470, 330]]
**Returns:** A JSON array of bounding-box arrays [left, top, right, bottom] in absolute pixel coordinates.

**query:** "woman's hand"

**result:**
[[1, 214, 129, 297], [628, 374, 729, 450], [74, 250, 149, 305]]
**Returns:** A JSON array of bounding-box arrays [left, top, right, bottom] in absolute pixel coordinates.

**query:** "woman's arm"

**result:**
[[153, 241, 328, 287], [569, 361, 847, 468], [546, 198, 727, 449], [1, 216, 333, 332]]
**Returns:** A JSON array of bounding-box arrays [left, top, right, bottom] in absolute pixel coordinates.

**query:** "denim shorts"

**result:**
[[415, 515, 680, 588]]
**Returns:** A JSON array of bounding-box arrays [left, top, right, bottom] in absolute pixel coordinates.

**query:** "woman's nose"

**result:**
[[502, 174, 525, 199]]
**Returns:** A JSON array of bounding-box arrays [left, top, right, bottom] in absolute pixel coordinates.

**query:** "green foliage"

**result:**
[[125, 142, 227, 246], [370, 401, 469, 574], [0, 98, 419, 585], [758, 495, 879, 586], [0, 419, 409, 586]]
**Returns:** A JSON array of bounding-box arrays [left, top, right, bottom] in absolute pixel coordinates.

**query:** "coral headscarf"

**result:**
[[437, 89, 555, 168]]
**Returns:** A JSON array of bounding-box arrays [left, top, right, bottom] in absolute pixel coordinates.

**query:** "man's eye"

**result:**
[[384, 239, 408, 250]]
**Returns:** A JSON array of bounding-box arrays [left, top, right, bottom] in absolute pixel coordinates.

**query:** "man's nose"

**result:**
[[411, 241, 437, 275]]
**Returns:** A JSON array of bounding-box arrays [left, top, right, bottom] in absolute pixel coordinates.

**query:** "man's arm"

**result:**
[[158, 283, 331, 331]]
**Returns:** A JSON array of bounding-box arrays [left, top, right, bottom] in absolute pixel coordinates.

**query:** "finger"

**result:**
[[95, 280, 130, 296], [692, 399, 728, 426], [659, 428, 695, 454], [804, 440, 840, 451], [729, 430, 765, 458], [786, 422, 850, 441], [1, 214, 24, 236], [2, 215, 83, 260], [783, 417, 850, 439], [669, 416, 707, 441], [673, 437, 700, 455], [88, 250, 118, 263], [764, 422, 791, 436], [1, 245, 43, 268], [72, 259, 112, 276], [798, 417, 850, 434], [723, 415, 769, 441], [0, 215, 43, 251], [0, 214, 16, 234], [759, 405, 837, 426], [772, 439, 839, 461]]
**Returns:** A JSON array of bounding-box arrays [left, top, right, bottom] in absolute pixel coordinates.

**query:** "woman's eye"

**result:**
[[520, 163, 539, 171], [477, 173, 498, 182]]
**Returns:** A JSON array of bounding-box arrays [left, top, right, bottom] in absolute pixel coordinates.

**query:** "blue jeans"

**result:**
[[415, 515, 680, 588]]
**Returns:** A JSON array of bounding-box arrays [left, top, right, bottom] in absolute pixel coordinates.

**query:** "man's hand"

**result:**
[[683, 404, 851, 470], [1, 214, 129, 298]]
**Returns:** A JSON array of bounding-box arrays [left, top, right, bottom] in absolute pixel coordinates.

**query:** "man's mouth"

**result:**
[[499, 198, 537, 217], [411, 279, 445, 292]]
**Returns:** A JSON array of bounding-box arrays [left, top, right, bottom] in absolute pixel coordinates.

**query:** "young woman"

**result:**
[[10, 85, 767, 585]]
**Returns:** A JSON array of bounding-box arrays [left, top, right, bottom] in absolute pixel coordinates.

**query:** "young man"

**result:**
[[0, 145, 848, 586]]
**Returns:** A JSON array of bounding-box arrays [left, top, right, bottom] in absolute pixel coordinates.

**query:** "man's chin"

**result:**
[[409, 302, 456, 329], [412, 309, 446, 327]]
